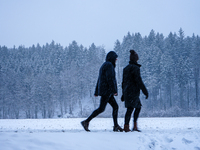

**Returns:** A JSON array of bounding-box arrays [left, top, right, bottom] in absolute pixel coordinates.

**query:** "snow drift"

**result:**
[[0, 117, 200, 150]]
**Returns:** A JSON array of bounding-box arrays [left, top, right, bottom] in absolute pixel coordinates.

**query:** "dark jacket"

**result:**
[[122, 61, 148, 108], [94, 51, 118, 96]]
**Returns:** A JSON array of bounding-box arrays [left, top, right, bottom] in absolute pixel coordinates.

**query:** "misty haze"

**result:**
[[0, 28, 199, 119]]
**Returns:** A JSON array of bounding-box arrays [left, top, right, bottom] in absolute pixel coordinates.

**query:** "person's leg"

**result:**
[[133, 107, 141, 123], [81, 95, 109, 131], [125, 107, 134, 125], [124, 107, 134, 132], [108, 96, 123, 132], [133, 107, 141, 132], [108, 95, 119, 126], [85, 95, 109, 122]]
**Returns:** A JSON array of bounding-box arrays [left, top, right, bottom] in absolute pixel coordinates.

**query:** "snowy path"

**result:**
[[0, 117, 200, 150]]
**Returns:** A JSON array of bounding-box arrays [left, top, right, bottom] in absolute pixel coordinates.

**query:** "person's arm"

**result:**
[[134, 67, 148, 99], [106, 63, 117, 95], [94, 78, 99, 96]]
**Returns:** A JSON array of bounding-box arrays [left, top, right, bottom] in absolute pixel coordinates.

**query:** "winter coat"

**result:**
[[94, 51, 118, 96], [122, 61, 148, 108]]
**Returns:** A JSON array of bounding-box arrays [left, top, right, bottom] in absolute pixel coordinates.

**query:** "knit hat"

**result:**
[[130, 50, 139, 62]]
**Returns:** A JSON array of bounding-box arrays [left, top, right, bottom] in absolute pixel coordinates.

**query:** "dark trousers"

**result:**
[[125, 107, 141, 125], [86, 95, 119, 126]]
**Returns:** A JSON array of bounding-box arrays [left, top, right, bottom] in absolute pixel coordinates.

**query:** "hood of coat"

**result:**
[[106, 51, 118, 67]]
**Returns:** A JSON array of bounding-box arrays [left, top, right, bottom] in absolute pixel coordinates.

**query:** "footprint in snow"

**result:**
[[165, 137, 173, 143], [182, 138, 193, 144], [148, 139, 156, 149]]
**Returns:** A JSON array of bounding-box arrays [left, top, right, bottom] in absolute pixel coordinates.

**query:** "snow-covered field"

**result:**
[[0, 117, 200, 150]]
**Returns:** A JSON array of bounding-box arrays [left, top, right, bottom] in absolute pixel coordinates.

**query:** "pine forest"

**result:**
[[0, 28, 200, 119]]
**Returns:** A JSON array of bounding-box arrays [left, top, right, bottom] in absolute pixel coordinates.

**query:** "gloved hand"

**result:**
[[145, 93, 148, 99], [121, 95, 124, 102]]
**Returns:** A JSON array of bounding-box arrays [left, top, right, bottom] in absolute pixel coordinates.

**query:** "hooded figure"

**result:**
[[94, 51, 118, 96], [122, 50, 148, 132], [81, 51, 123, 132], [106, 51, 118, 68]]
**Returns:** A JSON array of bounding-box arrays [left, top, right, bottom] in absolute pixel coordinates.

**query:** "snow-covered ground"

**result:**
[[0, 117, 200, 150]]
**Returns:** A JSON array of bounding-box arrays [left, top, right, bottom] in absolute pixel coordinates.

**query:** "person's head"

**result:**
[[130, 50, 139, 62], [106, 51, 118, 67]]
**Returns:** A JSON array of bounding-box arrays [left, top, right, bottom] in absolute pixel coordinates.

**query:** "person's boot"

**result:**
[[113, 125, 123, 132], [81, 120, 90, 132], [132, 122, 141, 132], [123, 124, 131, 132]]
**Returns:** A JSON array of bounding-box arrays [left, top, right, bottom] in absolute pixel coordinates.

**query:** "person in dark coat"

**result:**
[[81, 51, 123, 132], [122, 50, 148, 132]]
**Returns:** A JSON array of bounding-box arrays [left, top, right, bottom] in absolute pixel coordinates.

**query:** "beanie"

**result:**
[[130, 50, 139, 62]]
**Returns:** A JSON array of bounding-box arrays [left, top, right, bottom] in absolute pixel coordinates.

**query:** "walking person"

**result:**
[[81, 51, 123, 132], [122, 50, 148, 132]]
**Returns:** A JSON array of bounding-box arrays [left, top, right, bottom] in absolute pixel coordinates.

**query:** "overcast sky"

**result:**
[[0, 0, 200, 51]]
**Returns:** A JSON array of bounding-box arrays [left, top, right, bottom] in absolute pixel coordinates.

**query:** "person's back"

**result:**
[[81, 51, 123, 132], [122, 50, 148, 132], [95, 51, 118, 96], [122, 62, 141, 100]]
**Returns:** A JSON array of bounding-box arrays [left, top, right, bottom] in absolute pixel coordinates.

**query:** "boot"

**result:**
[[81, 120, 90, 132], [123, 124, 131, 132], [113, 125, 123, 132], [132, 122, 141, 132]]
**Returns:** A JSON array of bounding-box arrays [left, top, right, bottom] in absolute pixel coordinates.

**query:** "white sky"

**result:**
[[0, 0, 200, 51]]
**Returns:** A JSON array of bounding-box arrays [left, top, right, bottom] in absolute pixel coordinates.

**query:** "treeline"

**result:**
[[0, 41, 106, 119], [0, 28, 200, 119], [115, 28, 200, 117]]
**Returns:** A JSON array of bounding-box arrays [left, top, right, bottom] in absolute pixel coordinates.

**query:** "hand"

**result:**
[[94, 95, 98, 97], [121, 95, 124, 102], [114, 93, 118, 96]]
